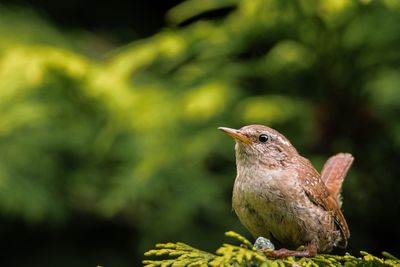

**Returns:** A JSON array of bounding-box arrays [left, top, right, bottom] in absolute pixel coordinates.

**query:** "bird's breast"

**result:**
[[232, 167, 338, 251], [233, 169, 303, 237]]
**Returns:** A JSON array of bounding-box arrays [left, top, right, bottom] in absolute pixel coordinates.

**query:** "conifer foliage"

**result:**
[[144, 231, 400, 267]]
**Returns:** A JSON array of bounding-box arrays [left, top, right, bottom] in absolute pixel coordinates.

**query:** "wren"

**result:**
[[219, 125, 353, 258]]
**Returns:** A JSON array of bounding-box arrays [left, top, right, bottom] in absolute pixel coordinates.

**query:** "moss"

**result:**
[[143, 231, 400, 267]]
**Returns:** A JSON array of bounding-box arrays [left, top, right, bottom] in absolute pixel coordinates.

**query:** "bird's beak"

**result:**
[[218, 127, 252, 144]]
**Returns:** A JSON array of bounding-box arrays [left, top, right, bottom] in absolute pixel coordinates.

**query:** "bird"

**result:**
[[218, 124, 353, 258]]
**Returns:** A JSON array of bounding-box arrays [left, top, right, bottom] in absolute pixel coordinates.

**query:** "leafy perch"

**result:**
[[143, 231, 400, 267]]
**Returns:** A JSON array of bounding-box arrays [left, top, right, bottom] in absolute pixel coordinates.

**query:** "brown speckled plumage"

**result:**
[[219, 125, 352, 257]]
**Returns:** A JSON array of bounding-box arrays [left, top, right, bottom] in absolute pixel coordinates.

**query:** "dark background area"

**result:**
[[1, 0, 182, 41], [0, 0, 400, 266]]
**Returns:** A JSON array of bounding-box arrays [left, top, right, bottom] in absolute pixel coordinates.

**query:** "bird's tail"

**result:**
[[321, 153, 354, 207]]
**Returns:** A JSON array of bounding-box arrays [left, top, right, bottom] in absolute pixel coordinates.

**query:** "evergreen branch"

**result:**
[[143, 242, 216, 267], [225, 231, 255, 250], [143, 231, 400, 267]]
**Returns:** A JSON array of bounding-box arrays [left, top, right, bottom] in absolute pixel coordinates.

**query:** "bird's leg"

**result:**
[[263, 241, 317, 258]]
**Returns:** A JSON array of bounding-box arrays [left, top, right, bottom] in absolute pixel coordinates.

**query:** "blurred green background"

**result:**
[[1, 0, 400, 266]]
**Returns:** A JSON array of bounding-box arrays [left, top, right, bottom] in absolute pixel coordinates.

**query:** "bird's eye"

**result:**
[[258, 134, 269, 143]]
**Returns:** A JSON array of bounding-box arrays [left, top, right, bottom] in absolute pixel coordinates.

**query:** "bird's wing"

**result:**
[[321, 153, 354, 206], [297, 156, 350, 248]]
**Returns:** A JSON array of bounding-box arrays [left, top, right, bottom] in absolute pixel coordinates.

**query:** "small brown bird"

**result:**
[[219, 125, 353, 257]]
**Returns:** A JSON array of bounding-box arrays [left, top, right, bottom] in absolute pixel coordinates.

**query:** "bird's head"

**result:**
[[218, 124, 297, 168]]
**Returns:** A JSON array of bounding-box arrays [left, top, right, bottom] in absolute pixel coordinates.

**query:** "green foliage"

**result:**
[[1, 0, 400, 261], [144, 242, 215, 266], [144, 231, 400, 267]]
